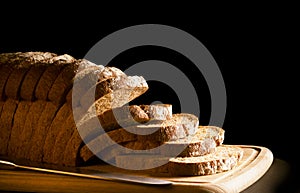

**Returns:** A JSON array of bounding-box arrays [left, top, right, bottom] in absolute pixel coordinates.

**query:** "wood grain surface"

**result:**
[[0, 145, 273, 193]]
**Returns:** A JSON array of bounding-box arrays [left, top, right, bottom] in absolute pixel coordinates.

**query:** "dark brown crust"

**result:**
[[27, 102, 60, 162], [0, 66, 14, 100], [5, 67, 30, 99], [42, 103, 72, 163], [7, 101, 32, 157], [20, 66, 47, 100], [0, 52, 57, 68], [16, 100, 46, 159], [0, 99, 18, 155]]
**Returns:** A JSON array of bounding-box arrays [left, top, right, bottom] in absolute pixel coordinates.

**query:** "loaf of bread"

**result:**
[[0, 51, 243, 177], [0, 52, 148, 166]]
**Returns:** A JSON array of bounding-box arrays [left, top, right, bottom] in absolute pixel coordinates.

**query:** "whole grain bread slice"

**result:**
[[0, 52, 58, 100], [66, 63, 104, 107], [99, 104, 172, 131], [0, 99, 18, 155], [132, 113, 199, 142], [16, 100, 46, 159], [115, 145, 243, 175], [5, 67, 30, 100], [78, 104, 172, 143], [35, 54, 76, 101], [7, 101, 32, 157], [79, 129, 138, 162], [79, 113, 199, 162], [0, 66, 13, 100], [76, 76, 148, 142], [42, 103, 72, 163], [51, 114, 77, 165], [0, 52, 56, 100], [166, 145, 243, 176], [26, 102, 60, 162], [20, 65, 47, 100], [80, 126, 224, 163]]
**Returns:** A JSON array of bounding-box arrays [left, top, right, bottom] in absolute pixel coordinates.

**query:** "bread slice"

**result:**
[[61, 104, 171, 166], [0, 52, 56, 100], [7, 101, 32, 157], [5, 67, 30, 100], [66, 62, 104, 106], [0, 66, 13, 100], [35, 54, 75, 101], [76, 76, 148, 142], [132, 113, 199, 142], [79, 113, 199, 162], [99, 104, 172, 131], [20, 65, 47, 100], [78, 66, 126, 110], [77, 104, 172, 143], [42, 103, 72, 163], [80, 129, 138, 162], [0, 52, 58, 100], [123, 126, 224, 156], [115, 145, 243, 175], [166, 145, 243, 176], [16, 100, 46, 159], [47, 59, 79, 105], [51, 114, 77, 165], [26, 102, 60, 162], [80, 125, 224, 163], [0, 99, 18, 155]]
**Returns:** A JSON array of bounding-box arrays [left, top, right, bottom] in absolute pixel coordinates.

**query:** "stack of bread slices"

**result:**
[[0, 52, 243, 176]]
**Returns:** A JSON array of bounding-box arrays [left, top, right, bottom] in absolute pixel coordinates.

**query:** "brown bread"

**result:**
[[42, 103, 72, 163], [16, 100, 46, 159], [7, 101, 32, 157], [0, 99, 18, 155], [26, 102, 60, 162]]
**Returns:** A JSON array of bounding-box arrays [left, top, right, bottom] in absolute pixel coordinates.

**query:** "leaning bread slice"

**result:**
[[115, 145, 243, 175], [133, 113, 199, 142], [79, 104, 172, 139], [124, 125, 225, 157], [75, 75, 148, 142]]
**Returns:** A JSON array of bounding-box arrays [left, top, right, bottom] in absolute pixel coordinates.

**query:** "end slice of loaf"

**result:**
[[167, 145, 243, 176], [115, 145, 243, 175]]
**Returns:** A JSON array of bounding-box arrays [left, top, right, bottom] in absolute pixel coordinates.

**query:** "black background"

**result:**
[[0, 20, 297, 191]]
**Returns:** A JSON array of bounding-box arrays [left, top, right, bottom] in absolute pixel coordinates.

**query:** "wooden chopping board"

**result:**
[[0, 145, 273, 193]]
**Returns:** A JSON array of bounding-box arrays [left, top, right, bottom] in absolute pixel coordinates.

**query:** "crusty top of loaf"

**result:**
[[0, 52, 76, 68]]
